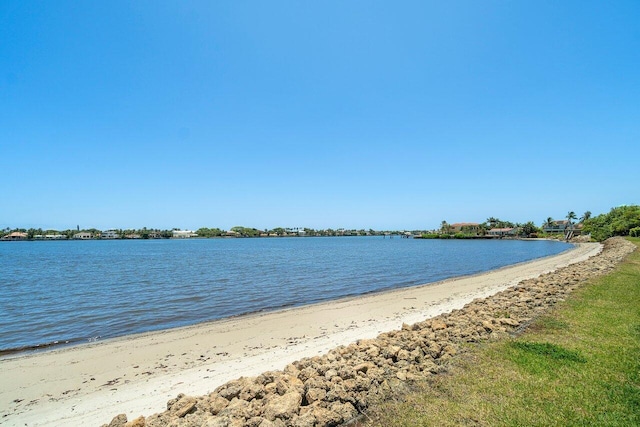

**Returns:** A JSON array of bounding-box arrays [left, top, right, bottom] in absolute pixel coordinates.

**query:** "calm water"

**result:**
[[0, 237, 571, 353]]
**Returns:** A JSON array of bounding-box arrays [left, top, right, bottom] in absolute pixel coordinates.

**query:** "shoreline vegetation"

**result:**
[[361, 237, 640, 426], [3, 205, 639, 242]]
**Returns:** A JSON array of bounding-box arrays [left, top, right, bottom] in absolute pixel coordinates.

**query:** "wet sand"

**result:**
[[0, 242, 601, 426]]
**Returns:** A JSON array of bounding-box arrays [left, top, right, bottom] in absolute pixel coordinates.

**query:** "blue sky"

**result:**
[[1, 1, 638, 231]]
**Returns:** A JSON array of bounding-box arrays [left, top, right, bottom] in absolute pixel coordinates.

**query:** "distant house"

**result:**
[[172, 230, 197, 238], [125, 234, 141, 239], [74, 232, 93, 240], [487, 227, 518, 237], [1, 232, 28, 241], [543, 220, 583, 239], [543, 220, 570, 234], [45, 234, 67, 240], [101, 230, 120, 239], [224, 230, 238, 238]]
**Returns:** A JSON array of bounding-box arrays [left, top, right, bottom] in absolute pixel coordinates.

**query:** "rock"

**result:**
[[215, 379, 248, 401], [354, 362, 375, 374], [172, 396, 197, 418], [201, 416, 232, 427], [107, 414, 128, 427], [217, 398, 251, 420], [305, 387, 326, 404], [432, 321, 447, 330], [240, 383, 265, 401], [124, 416, 146, 427], [209, 396, 230, 415], [310, 406, 343, 426], [330, 401, 358, 422], [498, 318, 520, 327], [291, 411, 316, 427], [263, 391, 302, 421]]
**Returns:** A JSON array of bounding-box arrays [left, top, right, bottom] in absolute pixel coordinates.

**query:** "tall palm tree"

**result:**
[[566, 211, 577, 225], [580, 211, 592, 222], [543, 217, 554, 229]]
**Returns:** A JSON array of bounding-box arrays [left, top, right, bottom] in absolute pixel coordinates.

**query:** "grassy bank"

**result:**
[[362, 237, 640, 426]]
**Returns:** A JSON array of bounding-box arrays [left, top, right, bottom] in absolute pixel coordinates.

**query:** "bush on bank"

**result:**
[[582, 205, 640, 241]]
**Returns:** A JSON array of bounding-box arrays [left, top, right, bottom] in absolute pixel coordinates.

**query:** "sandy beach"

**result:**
[[0, 242, 601, 427]]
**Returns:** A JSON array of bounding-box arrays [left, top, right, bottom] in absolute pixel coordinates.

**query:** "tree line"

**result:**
[[0, 226, 427, 240], [3, 205, 638, 241]]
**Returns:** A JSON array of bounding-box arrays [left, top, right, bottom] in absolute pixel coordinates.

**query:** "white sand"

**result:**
[[0, 242, 601, 426]]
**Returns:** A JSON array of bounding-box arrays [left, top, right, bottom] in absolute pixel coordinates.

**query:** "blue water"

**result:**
[[0, 237, 571, 353]]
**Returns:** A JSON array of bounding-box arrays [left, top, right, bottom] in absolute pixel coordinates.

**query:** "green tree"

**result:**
[[440, 221, 451, 234], [582, 205, 640, 241], [521, 221, 540, 237]]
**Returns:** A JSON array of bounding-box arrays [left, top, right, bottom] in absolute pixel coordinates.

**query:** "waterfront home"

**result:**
[[543, 220, 570, 234], [487, 227, 518, 237], [73, 232, 93, 240], [101, 230, 119, 239], [1, 232, 28, 241], [172, 230, 197, 238], [45, 234, 67, 240]]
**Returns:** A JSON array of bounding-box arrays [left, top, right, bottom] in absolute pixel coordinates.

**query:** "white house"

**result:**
[[101, 230, 119, 239], [172, 230, 197, 238], [45, 234, 67, 240]]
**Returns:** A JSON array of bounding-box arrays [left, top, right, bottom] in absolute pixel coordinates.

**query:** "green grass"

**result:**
[[363, 238, 640, 427]]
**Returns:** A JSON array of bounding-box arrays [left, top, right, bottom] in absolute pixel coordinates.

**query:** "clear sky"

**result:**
[[1, 1, 638, 231]]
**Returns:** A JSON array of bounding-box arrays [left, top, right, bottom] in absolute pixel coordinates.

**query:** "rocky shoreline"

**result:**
[[103, 237, 636, 427]]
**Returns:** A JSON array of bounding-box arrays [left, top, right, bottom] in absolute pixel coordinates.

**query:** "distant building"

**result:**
[[74, 232, 93, 240], [101, 230, 119, 239], [487, 227, 518, 237], [542, 220, 571, 234], [172, 230, 197, 238], [1, 232, 28, 241], [45, 234, 67, 240]]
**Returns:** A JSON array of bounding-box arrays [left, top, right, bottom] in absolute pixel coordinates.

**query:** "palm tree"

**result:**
[[580, 211, 592, 222], [486, 217, 498, 229], [566, 211, 577, 225], [543, 217, 554, 229]]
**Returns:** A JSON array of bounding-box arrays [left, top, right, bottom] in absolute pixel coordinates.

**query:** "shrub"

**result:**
[[582, 205, 640, 241], [630, 227, 640, 237]]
